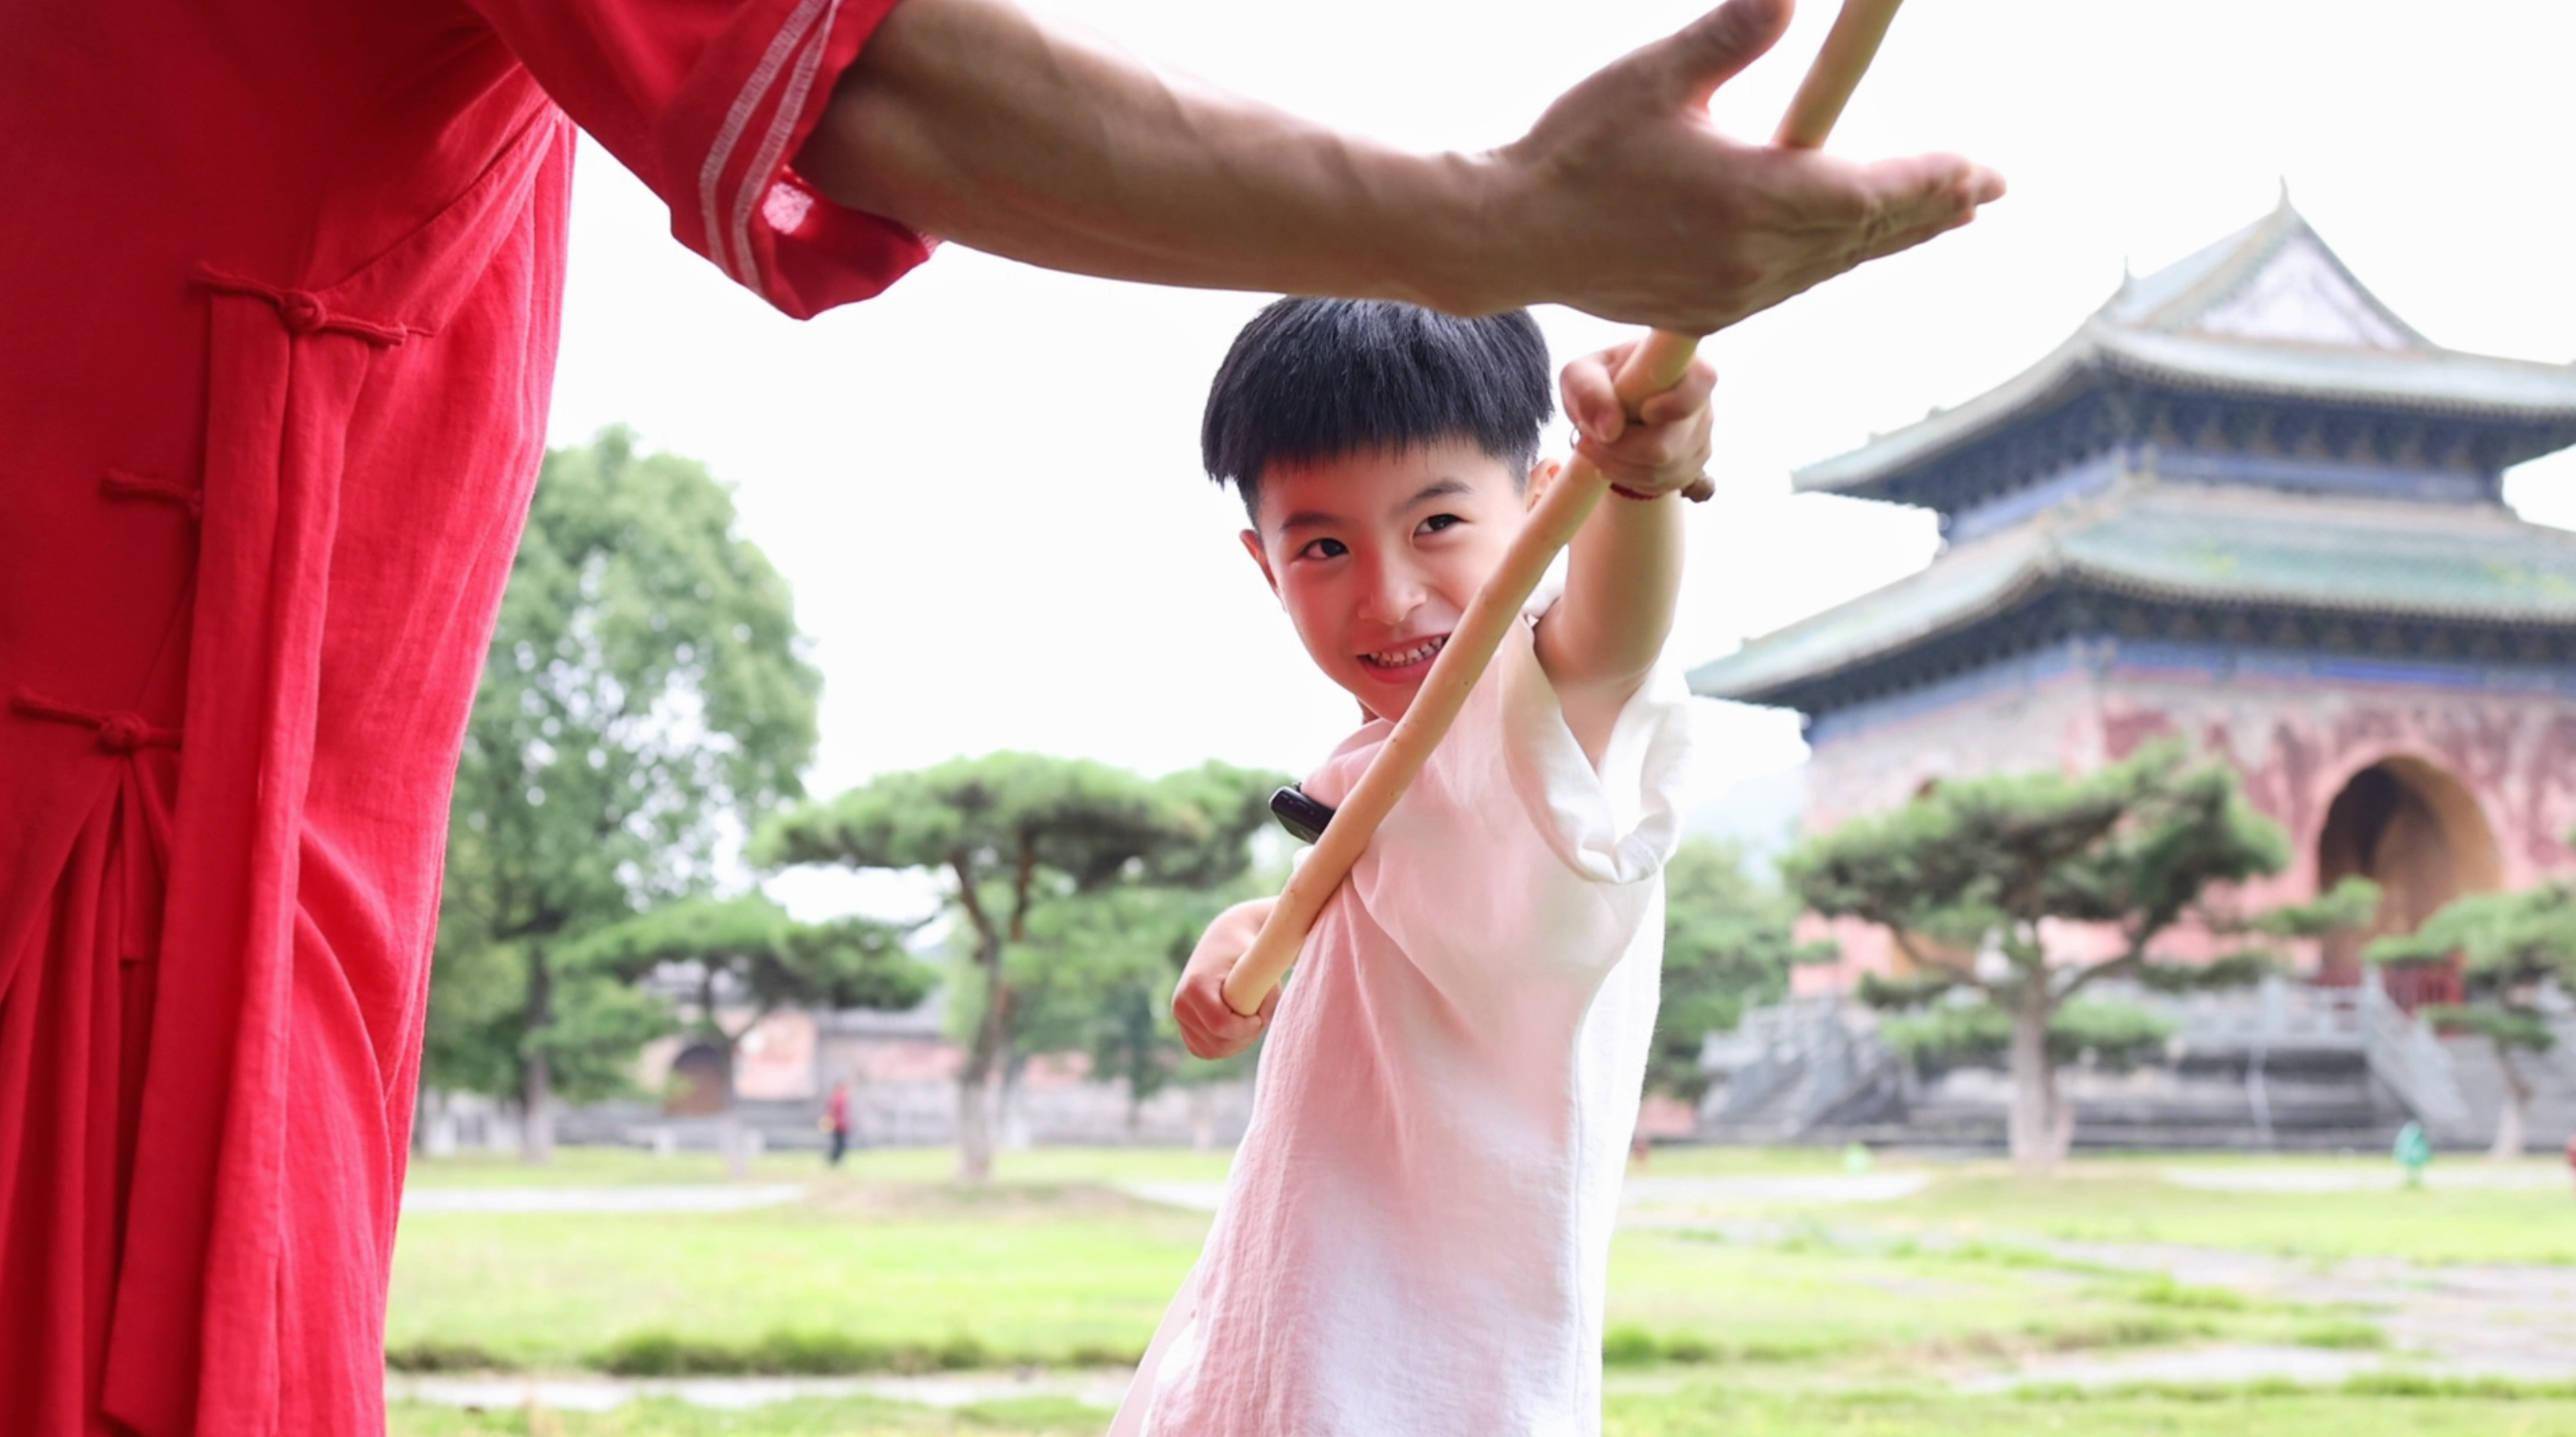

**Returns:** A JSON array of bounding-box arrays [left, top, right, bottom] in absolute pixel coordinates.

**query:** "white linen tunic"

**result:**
[[1113, 605, 1694, 1436]]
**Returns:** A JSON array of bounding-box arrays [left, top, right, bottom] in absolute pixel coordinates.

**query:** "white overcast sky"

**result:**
[[542, 0, 2576, 903]]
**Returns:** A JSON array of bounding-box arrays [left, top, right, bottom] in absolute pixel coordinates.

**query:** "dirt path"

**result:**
[[1612, 1209, 2576, 1390], [2012, 1235, 2576, 1387], [2159, 1165, 2571, 1193]]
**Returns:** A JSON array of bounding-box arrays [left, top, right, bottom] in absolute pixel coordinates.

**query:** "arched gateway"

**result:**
[[2315, 755, 2504, 1003]]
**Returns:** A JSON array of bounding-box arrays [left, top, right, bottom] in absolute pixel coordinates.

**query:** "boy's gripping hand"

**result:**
[[1538, 340, 1716, 767], [1174, 897, 1282, 1060], [1560, 339, 1718, 498]]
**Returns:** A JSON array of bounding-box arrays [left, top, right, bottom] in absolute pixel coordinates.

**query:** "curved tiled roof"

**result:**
[[1689, 480, 2576, 705], [1795, 201, 2576, 498]]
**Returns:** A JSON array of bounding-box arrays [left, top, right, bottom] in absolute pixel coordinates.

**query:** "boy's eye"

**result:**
[[1298, 537, 1347, 561], [1419, 513, 1463, 536]]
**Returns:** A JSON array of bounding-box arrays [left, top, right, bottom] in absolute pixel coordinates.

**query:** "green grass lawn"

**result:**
[[1818, 1166, 2576, 1266], [387, 1146, 2576, 1435], [390, 1158, 2406, 1375], [391, 1184, 1206, 1369]]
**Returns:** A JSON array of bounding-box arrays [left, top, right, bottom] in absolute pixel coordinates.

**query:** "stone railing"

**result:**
[[1701, 997, 1899, 1134], [2353, 978, 2471, 1136]]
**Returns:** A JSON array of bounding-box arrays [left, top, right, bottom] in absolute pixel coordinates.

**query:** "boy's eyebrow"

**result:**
[[1401, 477, 1476, 512], [1275, 478, 1476, 536]]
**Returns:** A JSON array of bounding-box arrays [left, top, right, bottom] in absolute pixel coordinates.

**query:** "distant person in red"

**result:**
[[0, 0, 1996, 1432], [825, 1079, 856, 1167]]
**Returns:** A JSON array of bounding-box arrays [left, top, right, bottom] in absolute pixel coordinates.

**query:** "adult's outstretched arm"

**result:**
[[795, 0, 2002, 333]]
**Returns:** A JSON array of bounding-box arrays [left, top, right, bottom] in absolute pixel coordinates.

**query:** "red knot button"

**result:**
[[279, 291, 326, 335], [96, 714, 148, 754]]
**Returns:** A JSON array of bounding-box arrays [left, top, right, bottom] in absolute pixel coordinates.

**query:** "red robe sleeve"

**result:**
[[472, 0, 938, 318]]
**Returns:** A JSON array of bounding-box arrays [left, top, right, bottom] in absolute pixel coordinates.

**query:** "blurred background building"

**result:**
[[1692, 201, 2576, 1151]]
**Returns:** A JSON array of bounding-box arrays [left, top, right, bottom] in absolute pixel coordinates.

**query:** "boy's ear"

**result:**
[[1239, 528, 1279, 599], [1526, 458, 1563, 513]]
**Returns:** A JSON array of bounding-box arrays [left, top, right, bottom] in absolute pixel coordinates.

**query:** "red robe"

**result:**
[[0, 3, 930, 1432]]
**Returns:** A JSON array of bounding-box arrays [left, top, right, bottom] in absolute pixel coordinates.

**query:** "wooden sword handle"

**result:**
[[1221, 0, 1909, 1017]]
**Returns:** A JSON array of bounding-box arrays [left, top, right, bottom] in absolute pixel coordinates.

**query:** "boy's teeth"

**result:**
[[1368, 635, 1446, 666]]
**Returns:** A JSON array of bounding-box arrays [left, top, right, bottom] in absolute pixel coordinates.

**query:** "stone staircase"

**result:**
[[1698, 997, 1904, 1141], [2438, 1018, 2576, 1153]]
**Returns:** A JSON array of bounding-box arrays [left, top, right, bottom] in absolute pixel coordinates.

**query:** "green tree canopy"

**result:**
[[562, 894, 934, 1023], [1784, 741, 2376, 1171], [433, 428, 821, 1159], [757, 754, 1283, 1180]]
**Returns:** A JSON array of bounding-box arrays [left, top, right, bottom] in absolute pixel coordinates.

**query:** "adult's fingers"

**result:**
[[1645, 0, 1796, 112], [1847, 151, 2004, 236]]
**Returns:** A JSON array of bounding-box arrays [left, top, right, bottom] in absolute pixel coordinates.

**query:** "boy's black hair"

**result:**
[[1201, 298, 1553, 524]]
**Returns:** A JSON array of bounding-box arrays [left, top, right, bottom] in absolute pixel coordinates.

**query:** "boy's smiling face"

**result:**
[[1241, 436, 1542, 723]]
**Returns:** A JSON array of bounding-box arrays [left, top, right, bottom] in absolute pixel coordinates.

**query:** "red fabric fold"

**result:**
[[1, 5, 934, 1431]]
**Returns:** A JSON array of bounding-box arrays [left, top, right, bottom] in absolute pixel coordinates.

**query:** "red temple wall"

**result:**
[[1790, 658, 2576, 995]]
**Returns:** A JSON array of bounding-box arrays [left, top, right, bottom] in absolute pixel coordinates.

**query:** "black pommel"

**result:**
[[1268, 785, 1335, 845]]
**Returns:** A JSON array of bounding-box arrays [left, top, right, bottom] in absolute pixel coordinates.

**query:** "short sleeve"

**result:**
[[1490, 609, 1696, 887], [1312, 608, 1695, 995], [474, 0, 937, 318]]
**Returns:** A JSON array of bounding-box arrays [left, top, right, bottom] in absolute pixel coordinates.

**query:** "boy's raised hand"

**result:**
[[1560, 341, 1719, 500], [1174, 897, 1282, 1060]]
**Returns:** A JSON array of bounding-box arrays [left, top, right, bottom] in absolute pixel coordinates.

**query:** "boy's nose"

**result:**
[[1357, 564, 1426, 627]]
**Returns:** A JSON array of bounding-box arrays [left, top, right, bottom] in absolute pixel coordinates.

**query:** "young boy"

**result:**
[[1110, 298, 1713, 1436]]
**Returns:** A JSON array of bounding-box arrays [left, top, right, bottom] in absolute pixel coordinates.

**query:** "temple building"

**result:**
[[1693, 199, 2576, 1014]]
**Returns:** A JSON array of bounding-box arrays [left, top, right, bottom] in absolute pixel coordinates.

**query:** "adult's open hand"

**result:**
[[803, 0, 1997, 332], [1484, 0, 2003, 333]]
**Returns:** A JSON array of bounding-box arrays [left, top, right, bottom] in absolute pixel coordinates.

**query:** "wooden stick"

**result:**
[[1776, 0, 1907, 150], [1223, 0, 1909, 1016]]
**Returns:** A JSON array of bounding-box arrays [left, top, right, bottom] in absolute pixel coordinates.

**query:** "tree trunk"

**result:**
[[999, 1053, 1032, 1151], [1188, 1084, 1214, 1152], [955, 1063, 995, 1183], [519, 949, 556, 1164], [718, 1038, 750, 1180], [521, 1051, 557, 1165], [2006, 991, 2061, 1176], [2488, 1039, 2531, 1161], [945, 844, 1018, 1185], [419, 1088, 459, 1159], [956, 937, 1008, 1184]]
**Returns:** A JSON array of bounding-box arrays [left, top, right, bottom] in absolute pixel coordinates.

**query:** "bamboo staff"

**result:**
[[1224, 0, 1911, 1016]]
